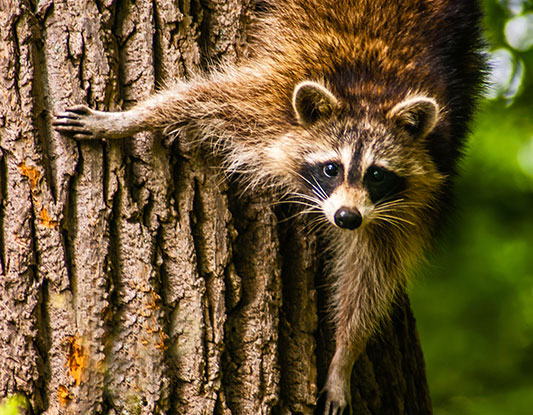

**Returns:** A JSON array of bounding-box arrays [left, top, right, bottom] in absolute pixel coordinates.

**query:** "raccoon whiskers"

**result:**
[[307, 215, 330, 234], [374, 213, 416, 228], [373, 199, 424, 222], [277, 206, 324, 225], [271, 190, 324, 223], [377, 196, 439, 214], [369, 202, 418, 234], [277, 209, 317, 224], [373, 216, 411, 235], [273, 190, 323, 208], [310, 176, 329, 201], [374, 198, 424, 211], [289, 168, 329, 201], [274, 191, 331, 233], [272, 200, 320, 214]]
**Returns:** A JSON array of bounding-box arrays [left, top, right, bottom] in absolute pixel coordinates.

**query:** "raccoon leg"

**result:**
[[52, 76, 269, 149], [52, 84, 195, 141], [53, 105, 144, 140], [319, 335, 360, 415], [320, 252, 402, 415]]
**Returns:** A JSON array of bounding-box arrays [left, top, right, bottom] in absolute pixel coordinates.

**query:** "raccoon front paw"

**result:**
[[53, 105, 108, 140], [316, 385, 352, 415]]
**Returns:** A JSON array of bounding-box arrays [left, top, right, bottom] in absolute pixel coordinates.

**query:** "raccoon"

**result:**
[[53, 0, 486, 413]]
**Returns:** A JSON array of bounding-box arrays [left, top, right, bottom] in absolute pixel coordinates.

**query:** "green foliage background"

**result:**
[[410, 1, 533, 414], [0, 396, 27, 415]]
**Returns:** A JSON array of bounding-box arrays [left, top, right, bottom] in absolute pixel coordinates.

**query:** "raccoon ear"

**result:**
[[389, 96, 439, 139], [292, 81, 338, 126]]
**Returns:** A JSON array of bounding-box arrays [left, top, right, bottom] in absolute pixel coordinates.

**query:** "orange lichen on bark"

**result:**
[[39, 207, 58, 229], [147, 291, 161, 310], [155, 332, 168, 351], [17, 161, 40, 189], [57, 385, 71, 407], [64, 336, 87, 386]]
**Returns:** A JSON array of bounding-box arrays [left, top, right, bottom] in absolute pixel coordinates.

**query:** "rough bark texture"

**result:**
[[0, 1, 432, 414]]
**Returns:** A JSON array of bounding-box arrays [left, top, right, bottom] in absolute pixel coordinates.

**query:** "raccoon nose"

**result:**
[[334, 207, 362, 230]]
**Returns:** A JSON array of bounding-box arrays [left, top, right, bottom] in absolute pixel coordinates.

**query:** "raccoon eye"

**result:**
[[364, 165, 406, 204], [323, 163, 339, 178], [368, 166, 386, 182]]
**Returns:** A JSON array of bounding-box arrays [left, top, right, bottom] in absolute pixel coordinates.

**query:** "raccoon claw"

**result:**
[[57, 104, 92, 115], [316, 389, 352, 415], [53, 105, 103, 140]]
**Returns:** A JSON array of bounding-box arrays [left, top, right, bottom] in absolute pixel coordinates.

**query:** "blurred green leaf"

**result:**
[[0, 396, 27, 415], [410, 2, 533, 412]]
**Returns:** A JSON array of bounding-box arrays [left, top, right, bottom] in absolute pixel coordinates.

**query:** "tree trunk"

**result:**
[[0, 1, 432, 414]]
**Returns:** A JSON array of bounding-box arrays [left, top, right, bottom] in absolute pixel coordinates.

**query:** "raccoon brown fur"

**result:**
[[54, 0, 486, 413]]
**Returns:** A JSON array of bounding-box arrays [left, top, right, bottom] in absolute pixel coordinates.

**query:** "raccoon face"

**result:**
[[291, 81, 439, 231], [298, 153, 407, 230]]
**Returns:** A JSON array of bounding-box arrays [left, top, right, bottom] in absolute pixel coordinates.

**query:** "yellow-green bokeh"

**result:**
[[410, 1, 533, 414]]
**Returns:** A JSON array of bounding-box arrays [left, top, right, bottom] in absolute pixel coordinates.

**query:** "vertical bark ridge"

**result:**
[[23, 5, 78, 410], [66, 145, 110, 414], [277, 217, 319, 414], [163, 157, 206, 415], [103, 1, 173, 413], [31, 7, 58, 206], [1, 3, 60, 412], [0, 155, 41, 408], [0, 151, 5, 275], [38, 0, 118, 412], [172, 165, 231, 414], [226, 190, 282, 415], [199, 0, 247, 64]]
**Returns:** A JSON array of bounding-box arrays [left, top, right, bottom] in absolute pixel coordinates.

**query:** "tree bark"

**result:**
[[0, 1, 432, 414]]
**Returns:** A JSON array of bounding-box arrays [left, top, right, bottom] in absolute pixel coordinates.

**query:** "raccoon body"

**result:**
[[54, 0, 485, 413]]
